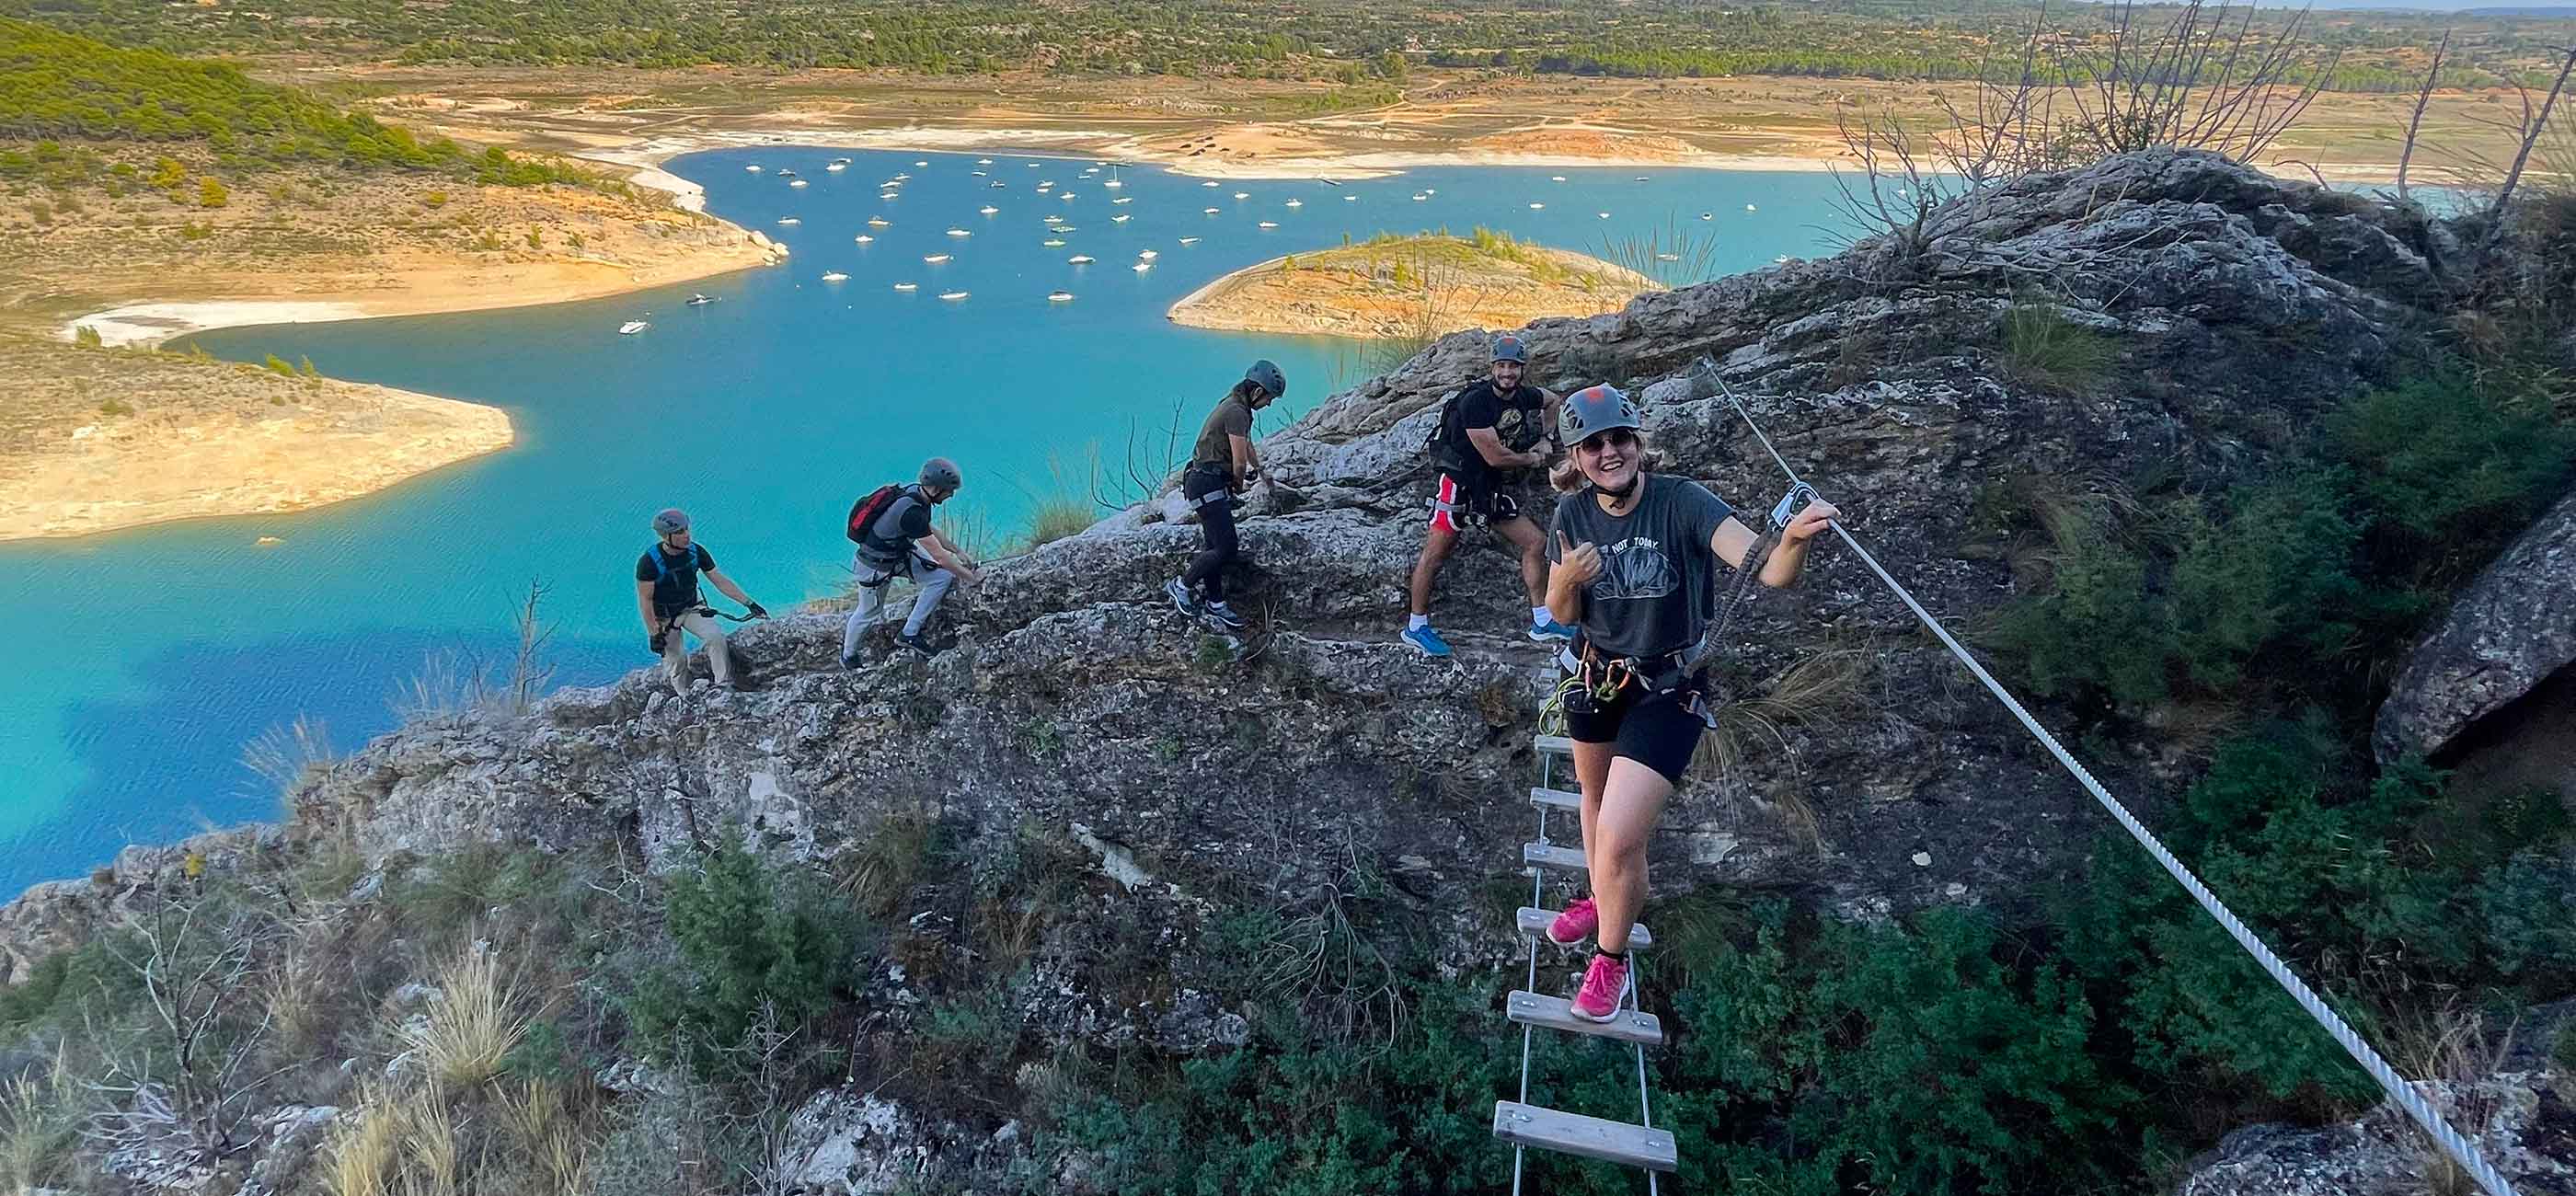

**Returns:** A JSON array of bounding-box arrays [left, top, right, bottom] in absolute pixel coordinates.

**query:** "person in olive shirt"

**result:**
[[1540, 385, 1838, 1025], [1403, 333, 1571, 657], [1165, 360, 1284, 631], [635, 507, 767, 695]]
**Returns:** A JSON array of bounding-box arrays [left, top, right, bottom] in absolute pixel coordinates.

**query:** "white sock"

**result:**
[[1408, 614, 1429, 632], [1532, 605, 1551, 626]]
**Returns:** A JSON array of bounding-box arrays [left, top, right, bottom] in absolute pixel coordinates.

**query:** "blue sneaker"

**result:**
[[1527, 616, 1575, 643], [1165, 577, 1201, 615], [1402, 625, 1453, 658]]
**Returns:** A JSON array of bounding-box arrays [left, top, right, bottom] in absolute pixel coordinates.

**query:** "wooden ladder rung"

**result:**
[[1505, 990, 1664, 1046], [1516, 907, 1652, 949], [1522, 841, 1585, 873], [1530, 786, 1581, 811], [1492, 1100, 1678, 1172]]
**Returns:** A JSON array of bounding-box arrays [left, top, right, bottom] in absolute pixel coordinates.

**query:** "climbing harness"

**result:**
[[1685, 358, 2520, 1196]]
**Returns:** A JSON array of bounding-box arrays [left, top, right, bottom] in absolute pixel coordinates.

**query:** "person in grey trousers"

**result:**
[[842, 457, 982, 662]]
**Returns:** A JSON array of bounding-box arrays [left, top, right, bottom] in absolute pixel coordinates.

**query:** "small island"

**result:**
[[1167, 229, 1658, 339], [0, 339, 513, 541]]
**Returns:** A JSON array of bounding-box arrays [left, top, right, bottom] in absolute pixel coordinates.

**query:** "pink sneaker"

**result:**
[[1547, 897, 1599, 946], [1570, 951, 1631, 1022]]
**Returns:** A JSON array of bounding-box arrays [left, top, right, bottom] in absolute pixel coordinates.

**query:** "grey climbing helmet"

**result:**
[[919, 457, 963, 491], [1491, 333, 1528, 364], [1244, 360, 1286, 401], [651, 507, 691, 536], [1559, 384, 1642, 446]]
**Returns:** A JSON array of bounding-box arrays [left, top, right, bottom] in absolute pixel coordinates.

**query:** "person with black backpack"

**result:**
[[1401, 333, 1572, 657], [840, 457, 981, 663], [636, 508, 768, 694]]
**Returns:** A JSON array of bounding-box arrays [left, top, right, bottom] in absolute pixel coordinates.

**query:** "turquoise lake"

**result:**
[[0, 149, 1867, 895]]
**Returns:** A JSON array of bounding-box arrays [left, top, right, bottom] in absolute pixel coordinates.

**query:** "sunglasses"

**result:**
[[1577, 429, 1639, 454]]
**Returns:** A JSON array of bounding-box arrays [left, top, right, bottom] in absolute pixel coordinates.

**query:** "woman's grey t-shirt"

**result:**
[[1547, 475, 1737, 659]]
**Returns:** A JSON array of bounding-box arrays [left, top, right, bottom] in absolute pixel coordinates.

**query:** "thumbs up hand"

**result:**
[[1554, 531, 1602, 588]]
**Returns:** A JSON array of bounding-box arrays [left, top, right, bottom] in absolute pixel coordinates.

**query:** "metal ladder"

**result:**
[[1496, 730, 1677, 1190]]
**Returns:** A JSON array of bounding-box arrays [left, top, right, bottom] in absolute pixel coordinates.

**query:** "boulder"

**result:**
[[2376, 485, 2576, 766]]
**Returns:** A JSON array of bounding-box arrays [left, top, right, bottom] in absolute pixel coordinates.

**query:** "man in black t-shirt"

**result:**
[[635, 507, 767, 694], [1401, 333, 1571, 657]]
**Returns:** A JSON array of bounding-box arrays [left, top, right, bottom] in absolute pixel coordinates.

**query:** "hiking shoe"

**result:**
[[893, 632, 937, 657], [1401, 625, 1453, 658], [1165, 576, 1201, 615], [1547, 897, 1599, 947], [1570, 951, 1632, 1022], [840, 652, 863, 671], [1527, 616, 1576, 643], [1202, 601, 1247, 631]]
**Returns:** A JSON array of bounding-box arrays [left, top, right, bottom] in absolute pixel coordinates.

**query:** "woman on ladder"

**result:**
[[1542, 384, 1839, 1020]]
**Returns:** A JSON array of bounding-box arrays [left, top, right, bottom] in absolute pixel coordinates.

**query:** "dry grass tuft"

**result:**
[[321, 1088, 405, 1196], [1698, 648, 1876, 848], [0, 1051, 80, 1193], [412, 942, 530, 1092], [834, 799, 937, 919]]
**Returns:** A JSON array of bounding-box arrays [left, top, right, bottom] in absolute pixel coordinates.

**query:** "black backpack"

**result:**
[[845, 484, 907, 546]]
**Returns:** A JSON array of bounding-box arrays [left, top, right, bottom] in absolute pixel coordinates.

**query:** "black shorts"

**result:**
[[1429, 472, 1522, 534], [1563, 675, 1708, 786]]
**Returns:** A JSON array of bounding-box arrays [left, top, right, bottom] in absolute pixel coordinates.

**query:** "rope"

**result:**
[[1696, 362, 2519, 1196]]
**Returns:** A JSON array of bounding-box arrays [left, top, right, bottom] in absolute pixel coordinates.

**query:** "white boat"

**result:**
[[880, 192, 898, 201], [1655, 252, 1681, 262], [1068, 255, 1094, 264], [977, 157, 993, 165], [1233, 191, 1248, 199], [1424, 188, 1436, 195], [1411, 193, 1428, 201], [1112, 196, 1134, 204], [979, 205, 999, 214], [1698, 212, 1713, 220], [1551, 175, 1567, 182], [895, 172, 912, 180], [1048, 291, 1075, 302], [1598, 212, 1611, 219], [1044, 214, 1064, 223], [1202, 180, 1219, 188], [972, 170, 986, 176], [1635, 176, 1650, 181], [893, 282, 917, 291], [1104, 178, 1122, 189], [924, 253, 950, 263], [776, 217, 800, 224], [1042, 238, 1066, 247], [1083, 167, 1099, 175], [938, 290, 968, 300], [1529, 202, 1544, 210], [1138, 249, 1158, 259], [868, 218, 891, 228], [826, 163, 847, 172], [1178, 236, 1200, 245], [832, 156, 851, 164], [1204, 207, 1221, 213], [990, 181, 1005, 189], [789, 179, 808, 188], [1257, 221, 1277, 228], [855, 235, 875, 243], [1112, 214, 1131, 224], [822, 271, 848, 282], [777, 169, 798, 178], [1059, 192, 1075, 201], [914, 160, 927, 167], [1343, 195, 1356, 201], [1039, 180, 1055, 188], [1747, 203, 1758, 212], [1284, 199, 1302, 208], [618, 320, 649, 335], [746, 165, 762, 173], [947, 228, 972, 237], [1053, 225, 1077, 233], [685, 293, 716, 305], [1132, 262, 1152, 272], [1774, 255, 1791, 263]]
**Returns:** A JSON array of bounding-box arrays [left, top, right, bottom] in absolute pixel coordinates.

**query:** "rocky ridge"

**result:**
[[7, 150, 2571, 1193]]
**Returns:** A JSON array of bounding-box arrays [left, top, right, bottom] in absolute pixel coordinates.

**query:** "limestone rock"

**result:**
[[2376, 485, 2576, 764]]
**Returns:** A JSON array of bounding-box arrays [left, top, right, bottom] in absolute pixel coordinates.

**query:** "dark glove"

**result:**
[[649, 631, 668, 655], [746, 602, 768, 619]]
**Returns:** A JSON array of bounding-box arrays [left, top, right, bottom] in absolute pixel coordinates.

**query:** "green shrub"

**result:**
[[2332, 371, 2575, 576], [2167, 473, 2365, 690], [178, 221, 210, 240], [263, 353, 294, 376], [1999, 301, 2115, 394], [1988, 504, 2171, 705], [2556, 1019, 2576, 1074], [621, 831, 854, 1068], [72, 324, 99, 348], [197, 175, 226, 208], [97, 397, 131, 416]]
